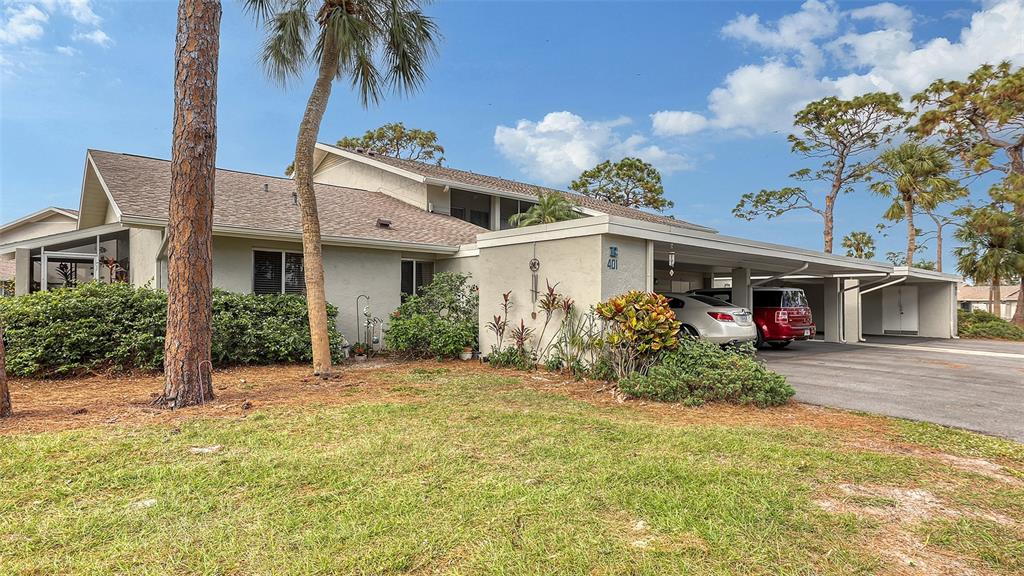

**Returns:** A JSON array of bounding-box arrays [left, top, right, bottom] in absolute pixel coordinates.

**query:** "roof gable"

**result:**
[[87, 150, 485, 248], [315, 143, 715, 233]]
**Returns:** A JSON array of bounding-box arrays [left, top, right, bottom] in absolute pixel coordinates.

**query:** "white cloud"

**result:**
[[654, 0, 1024, 136], [494, 111, 691, 185], [0, 4, 48, 44], [849, 2, 914, 31], [73, 28, 111, 46], [61, 0, 101, 26], [55, 44, 77, 55], [650, 111, 709, 136], [723, 0, 840, 70]]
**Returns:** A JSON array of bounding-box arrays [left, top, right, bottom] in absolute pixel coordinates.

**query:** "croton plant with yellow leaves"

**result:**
[[595, 290, 681, 379]]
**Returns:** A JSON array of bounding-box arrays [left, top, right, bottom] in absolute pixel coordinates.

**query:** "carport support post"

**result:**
[[14, 248, 29, 296], [645, 240, 654, 292], [730, 268, 751, 309], [824, 277, 842, 343], [843, 279, 861, 343]]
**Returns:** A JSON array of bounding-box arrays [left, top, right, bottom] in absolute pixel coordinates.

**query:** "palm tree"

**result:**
[[841, 231, 875, 259], [955, 206, 1019, 315], [245, 0, 439, 375], [872, 142, 963, 267], [508, 190, 582, 227]]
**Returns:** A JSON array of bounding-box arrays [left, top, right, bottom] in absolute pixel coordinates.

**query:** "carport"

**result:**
[[471, 214, 959, 353]]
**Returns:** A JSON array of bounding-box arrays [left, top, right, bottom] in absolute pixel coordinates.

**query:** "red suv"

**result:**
[[690, 287, 816, 348]]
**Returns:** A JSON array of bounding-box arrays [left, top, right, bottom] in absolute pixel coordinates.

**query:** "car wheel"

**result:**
[[769, 341, 791, 349], [681, 325, 700, 339]]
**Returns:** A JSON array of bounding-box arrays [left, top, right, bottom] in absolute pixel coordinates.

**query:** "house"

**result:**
[[0, 146, 962, 345], [958, 283, 1020, 321], [0, 207, 78, 295]]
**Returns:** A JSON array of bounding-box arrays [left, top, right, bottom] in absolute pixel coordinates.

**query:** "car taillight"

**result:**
[[707, 311, 734, 322], [775, 310, 789, 323]]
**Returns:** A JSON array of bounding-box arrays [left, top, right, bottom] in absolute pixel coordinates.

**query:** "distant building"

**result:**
[[958, 283, 1020, 321]]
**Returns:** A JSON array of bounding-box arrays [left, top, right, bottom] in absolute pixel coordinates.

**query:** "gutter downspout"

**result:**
[[751, 263, 809, 287]]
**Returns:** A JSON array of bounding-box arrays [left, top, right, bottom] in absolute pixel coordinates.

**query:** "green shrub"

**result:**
[[0, 282, 344, 377], [385, 272, 478, 358], [595, 291, 680, 378], [958, 309, 1024, 341], [618, 339, 794, 407], [487, 346, 533, 370]]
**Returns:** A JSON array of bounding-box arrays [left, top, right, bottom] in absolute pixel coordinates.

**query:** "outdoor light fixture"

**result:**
[[668, 250, 676, 277]]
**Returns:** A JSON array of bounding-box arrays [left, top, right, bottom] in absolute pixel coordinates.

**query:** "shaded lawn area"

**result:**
[[1, 363, 1022, 575]]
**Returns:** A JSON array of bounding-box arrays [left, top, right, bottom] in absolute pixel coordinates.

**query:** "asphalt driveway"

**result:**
[[759, 338, 1024, 442]]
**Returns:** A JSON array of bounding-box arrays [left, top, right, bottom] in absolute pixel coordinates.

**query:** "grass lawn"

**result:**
[[1, 362, 1022, 575]]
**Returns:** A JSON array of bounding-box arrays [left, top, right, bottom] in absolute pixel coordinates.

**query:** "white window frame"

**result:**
[[252, 248, 304, 295]]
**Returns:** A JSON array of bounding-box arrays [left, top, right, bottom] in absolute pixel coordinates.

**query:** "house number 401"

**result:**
[[607, 246, 618, 270]]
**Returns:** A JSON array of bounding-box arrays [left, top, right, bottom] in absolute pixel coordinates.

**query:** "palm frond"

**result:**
[[381, 2, 439, 96], [260, 4, 313, 85]]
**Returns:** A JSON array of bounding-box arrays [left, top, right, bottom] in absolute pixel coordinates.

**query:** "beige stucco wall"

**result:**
[[0, 214, 77, 244], [918, 282, 954, 338], [313, 158, 428, 210], [426, 184, 451, 215], [129, 227, 163, 287], [211, 235, 403, 341], [861, 289, 884, 335], [436, 253, 480, 281], [600, 234, 649, 300], [477, 235, 605, 354]]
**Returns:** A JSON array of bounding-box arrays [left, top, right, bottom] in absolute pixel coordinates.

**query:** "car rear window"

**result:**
[[782, 290, 809, 308], [753, 289, 809, 307], [752, 291, 782, 307], [665, 297, 686, 308], [687, 294, 733, 307], [694, 290, 732, 303]]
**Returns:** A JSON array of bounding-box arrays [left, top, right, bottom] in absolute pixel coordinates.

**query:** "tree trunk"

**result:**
[[904, 198, 915, 267], [1013, 278, 1024, 326], [159, 0, 221, 408], [1, 327, 11, 418], [823, 195, 835, 253], [292, 36, 341, 376], [991, 277, 1001, 317], [934, 219, 943, 273]]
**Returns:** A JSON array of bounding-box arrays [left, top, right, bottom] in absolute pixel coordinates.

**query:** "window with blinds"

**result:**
[[401, 260, 434, 302], [284, 252, 305, 294], [253, 250, 305, 295]]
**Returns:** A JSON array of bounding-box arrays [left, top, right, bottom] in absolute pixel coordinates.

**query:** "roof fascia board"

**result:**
[[606, 216, 893, 274], [121, 216, 460, 254], [0, 207, 77, 234], [84, 152, 123, 227], [0, 223, 127, 254], [476, 215, 612, 248], [892, 266, 961, 282], [314, 143, 428, 183]]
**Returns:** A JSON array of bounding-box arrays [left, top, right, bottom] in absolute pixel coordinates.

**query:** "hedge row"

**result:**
[[0, 282, 344, 377]]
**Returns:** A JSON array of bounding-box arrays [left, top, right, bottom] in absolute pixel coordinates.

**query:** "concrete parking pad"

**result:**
[[760, 338, 1024, 442]]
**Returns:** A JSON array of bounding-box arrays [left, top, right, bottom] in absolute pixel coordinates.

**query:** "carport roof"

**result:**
[[478, 214, 899, 278]]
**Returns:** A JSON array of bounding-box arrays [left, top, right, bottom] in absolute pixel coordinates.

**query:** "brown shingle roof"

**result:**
[[89, 150, 485, 247], [328, 146, 713, 232], [958, 284, 1020, 301]]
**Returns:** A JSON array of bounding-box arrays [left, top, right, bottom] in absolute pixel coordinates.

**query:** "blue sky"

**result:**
[[2, 0, 1022, 266]]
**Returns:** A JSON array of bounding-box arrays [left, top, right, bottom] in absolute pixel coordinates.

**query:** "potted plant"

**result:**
[[460, 345, 474, 361], [351, 342, 369, 362]]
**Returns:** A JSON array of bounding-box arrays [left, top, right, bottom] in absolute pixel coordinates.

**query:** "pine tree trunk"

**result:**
[[904, 199, 915, 267], [934, 221, 943, 273], [823, 196, 835, 253], [1, 327, 11, 418], [991, 278, 1001, 317], [159, 0, 221, 408], [292, 36, 341, 376]]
